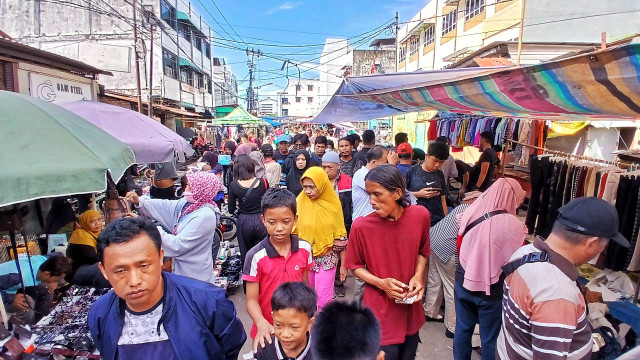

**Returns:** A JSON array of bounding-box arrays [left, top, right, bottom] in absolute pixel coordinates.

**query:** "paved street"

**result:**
[[229, 276, 481, 360]]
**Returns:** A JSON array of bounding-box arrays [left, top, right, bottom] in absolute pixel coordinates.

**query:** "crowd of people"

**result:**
[[8, 125, 631, 360]]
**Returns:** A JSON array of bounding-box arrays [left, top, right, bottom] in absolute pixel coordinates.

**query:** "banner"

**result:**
[[548, 121, 590, 138]]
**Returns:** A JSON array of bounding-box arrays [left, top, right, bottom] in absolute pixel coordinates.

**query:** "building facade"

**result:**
[[279, 78, 321, 118], [258, 97, 279, 117], [0, 0, 239, 117], [212, 57, 238, 107], [396, 0, 640, 71]]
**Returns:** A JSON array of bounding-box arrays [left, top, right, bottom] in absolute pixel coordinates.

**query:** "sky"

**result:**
[[190, 0, 430, 104]]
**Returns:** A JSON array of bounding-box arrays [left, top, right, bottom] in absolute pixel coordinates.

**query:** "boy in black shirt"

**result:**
[[406, 142, 449, 225], [255, 282, 317, 360]]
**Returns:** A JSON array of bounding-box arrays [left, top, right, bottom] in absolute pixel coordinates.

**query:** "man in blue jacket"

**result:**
[[88, 218, 246, 360]]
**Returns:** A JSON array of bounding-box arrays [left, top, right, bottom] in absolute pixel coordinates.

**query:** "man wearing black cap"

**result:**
[[496, 197, 629, 360]]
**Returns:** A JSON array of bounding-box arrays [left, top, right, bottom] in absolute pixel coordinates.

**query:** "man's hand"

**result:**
[[46, 282, 58, 293], [12, 294, 29, 311], [377, 278, 408, 301], [407, 275, 424, 301], [414, 188, 440, 199], [339, 265, 348, 282], [253, 320, 275, 353], [387, 150, 399, 165], [125, 191, 140, 205], [125, 212, 139, 218]]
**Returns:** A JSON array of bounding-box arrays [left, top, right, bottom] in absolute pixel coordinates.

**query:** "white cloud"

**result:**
[[266, 2, 302, 15]]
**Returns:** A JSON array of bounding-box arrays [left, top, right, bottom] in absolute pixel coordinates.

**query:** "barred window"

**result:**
[[409, 36, 419, 56], [399, 44, 407, 61], [162, 48, 178, 80], [442, 10, 457, 36], [424, 26, 435, 47], [465, 0, 485, 21]]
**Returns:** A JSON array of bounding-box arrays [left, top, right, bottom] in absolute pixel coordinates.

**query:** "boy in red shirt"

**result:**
[[243, 188, 314, 354]]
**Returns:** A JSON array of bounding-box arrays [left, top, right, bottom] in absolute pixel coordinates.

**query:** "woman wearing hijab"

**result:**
[[294, 167, 347, 309], [453, 178, 527, 360], [202, 151, 223, 175], [125, 171, 222, 284], [223, 141, 238, 187], [67, 210, 103, 276], [228, 155, 269, 267], [285, 150, 311, 196], [248, 151, 266, 178], [261, 144, 281, 188]]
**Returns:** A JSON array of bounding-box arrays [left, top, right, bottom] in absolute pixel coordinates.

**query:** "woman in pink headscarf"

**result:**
[[452, 178, 527, 360], [125, 171, 222, 284]]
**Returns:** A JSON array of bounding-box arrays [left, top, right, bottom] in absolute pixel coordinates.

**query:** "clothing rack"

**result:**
[[506, 139, 620, 167]]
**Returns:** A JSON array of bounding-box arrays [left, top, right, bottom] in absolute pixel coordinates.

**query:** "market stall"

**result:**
[[0, 90, 135, 358]]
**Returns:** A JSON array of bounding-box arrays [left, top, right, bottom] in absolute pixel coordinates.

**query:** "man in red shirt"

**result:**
[[345, 164, 429, 360]]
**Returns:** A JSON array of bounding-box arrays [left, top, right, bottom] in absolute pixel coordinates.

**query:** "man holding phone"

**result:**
[[406, 142, 449, 226]]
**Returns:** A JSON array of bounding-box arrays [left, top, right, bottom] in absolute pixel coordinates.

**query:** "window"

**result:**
[[296, 97, 301, 103], [160, 0, 176, 30], [465, 0, 485, 21], [162, 48, 178, 80], [282, 97, 289, 105], [206, 76, 212, 94], [295, 84, 302, 91], [195, 72, 204, 89], [424, 26, 435, 47], [178, 23, 191, 42], [282, 109, 288, 116], [203, 41, 210, 59], [307, 97, 313, 103], [307, 85, 313, 91], [180, 68, 193, 85], [399, 44, 407, 61], [192, 36, 202, 52], [409, 36, 419, 56], [442, 10, 457, 36]]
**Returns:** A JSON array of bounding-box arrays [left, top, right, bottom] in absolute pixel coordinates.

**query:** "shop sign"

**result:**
[[29, 72, 92, 103]]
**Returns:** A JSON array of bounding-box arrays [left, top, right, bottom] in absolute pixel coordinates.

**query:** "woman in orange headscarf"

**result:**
[[293, 167, 347, 309], [67, 210, 103, 276]]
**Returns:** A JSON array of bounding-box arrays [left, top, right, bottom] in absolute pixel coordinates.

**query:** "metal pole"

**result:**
[[395, 12, 399, 72], [132, 0, 143, 112], [516, 0, 526, 66], [148, 23, 154, 118]]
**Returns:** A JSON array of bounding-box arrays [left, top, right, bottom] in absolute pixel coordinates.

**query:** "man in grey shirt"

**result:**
[[150, 159, 178, 200]]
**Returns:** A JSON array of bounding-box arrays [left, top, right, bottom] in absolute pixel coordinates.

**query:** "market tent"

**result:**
[[312, 42, 640, 123], [59, 101, 194, 163], [210, 107, 266, 125], [0, 91, 135, 207], [263, 117, 283, 126]]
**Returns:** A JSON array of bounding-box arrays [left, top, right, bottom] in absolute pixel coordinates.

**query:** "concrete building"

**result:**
[[0, 34, 105, 102], [396, 0, 640, 71], [0, 0, 239, 122], [212, 57, 238, 107], [317, 38, 352, 110], [258, 97, 279, 117], [279, 78, 321, 118]]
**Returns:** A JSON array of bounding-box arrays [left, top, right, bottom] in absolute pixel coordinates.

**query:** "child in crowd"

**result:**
[[311, 301, 384, 360], [405, 141, 449, 226], [255, 282, 317, 360], [244, 188, 315, 354]]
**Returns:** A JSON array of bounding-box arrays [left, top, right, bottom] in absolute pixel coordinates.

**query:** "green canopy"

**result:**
[[179, 57, 201, 72], [209, 107, 266, 125], [177, 11, 201, 31], [0, 90, 135, 207]]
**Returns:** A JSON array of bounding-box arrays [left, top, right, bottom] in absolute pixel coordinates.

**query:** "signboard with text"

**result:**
[[29, 72, 93, 103]]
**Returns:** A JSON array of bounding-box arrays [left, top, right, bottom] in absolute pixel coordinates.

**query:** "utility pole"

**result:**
[[132, 0, 143, 113], [395, 12, 399, 72], [143, 5, 155, 118], [246, 48, 262, 113]]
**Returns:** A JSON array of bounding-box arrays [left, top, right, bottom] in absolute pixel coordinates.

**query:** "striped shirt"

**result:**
[[429, 203, 471, 263], [496, 237, 592, 360]]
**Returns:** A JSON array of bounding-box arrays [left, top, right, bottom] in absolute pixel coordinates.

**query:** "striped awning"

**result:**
[[312, 42, 640, 123]]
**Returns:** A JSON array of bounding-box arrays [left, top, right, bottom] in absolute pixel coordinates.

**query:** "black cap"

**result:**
[[556, 197, 629, 247]]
